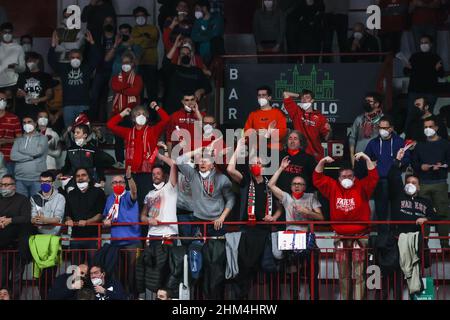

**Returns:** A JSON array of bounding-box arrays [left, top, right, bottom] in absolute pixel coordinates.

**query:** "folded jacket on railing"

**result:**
[[28, 234, 62, 278]]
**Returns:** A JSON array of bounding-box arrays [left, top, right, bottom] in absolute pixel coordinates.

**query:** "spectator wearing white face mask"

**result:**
[[346, 22, 380, 63], [253, 0, 286, 56], [0, 22, 25, 90], [36, 110, 62, 170]]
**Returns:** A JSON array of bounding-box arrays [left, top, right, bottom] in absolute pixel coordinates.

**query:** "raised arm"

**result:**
[[156, 147, 177, 187], [268, 156, 290, 201], [125, 166, 137, 201], [226, 138, 245, 183]]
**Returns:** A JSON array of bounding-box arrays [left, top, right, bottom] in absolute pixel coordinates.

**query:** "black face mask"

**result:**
[[363, 102, 373, 112], [121, 34, 130, 42], [181, 55, 191, 65], [104, 24, 114, 33]]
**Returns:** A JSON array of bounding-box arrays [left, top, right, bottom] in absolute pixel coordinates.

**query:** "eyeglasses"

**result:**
[[0, 183, 15, 187]]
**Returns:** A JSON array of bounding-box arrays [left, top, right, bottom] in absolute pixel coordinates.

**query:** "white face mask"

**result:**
[[135, 115, 147, 126], [2, 33, 13, 43], [22, 44, 32, 52], [195, 11, 204, 19], [70, 58, 81, 69], [379, 129, 390, 139], [75, 138, 85, 147], [264, 1, 274, 10], [38, 117, 49, 127], [77, 182, 89, 191], [122, 64, 132, 73], [340, 178, 354, 189], [91, 277, 103, 286], [203, 124, 213, 136], [0, 99, 7, 110], [420, 43, 431, 53], [199, 170, 211, 179], [136, 16, 146, 26], [258, 98, 269, 107], [184, 105, 192, 112], [27, 62, 37, 71], [424, 128, 436, 138], [353, 32, 363, 40], [23, 123, 35, 133], [300, 102, 312, 110], [153, 182, 165, 190], [404, 183, 417, 196]]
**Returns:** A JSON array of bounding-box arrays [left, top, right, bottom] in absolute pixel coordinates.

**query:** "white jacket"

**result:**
[[398, 232, 422, 295], [0, 41, 25, 87], [42, 127, 62, 170]]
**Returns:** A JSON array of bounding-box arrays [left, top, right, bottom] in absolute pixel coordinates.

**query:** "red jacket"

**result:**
[[284, 97, 330, 161], [107, 108, 170, 173], [313, 168, 379, 235], [111, 71, 143, 114]]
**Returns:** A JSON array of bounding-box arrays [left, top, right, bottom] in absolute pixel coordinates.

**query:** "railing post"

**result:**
[[310, 222, 315, 301], [97, 224, 102, 250]]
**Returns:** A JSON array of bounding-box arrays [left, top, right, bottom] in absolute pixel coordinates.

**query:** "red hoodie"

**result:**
[[284, 97, 330, 161], [313, 168, 379, 235]]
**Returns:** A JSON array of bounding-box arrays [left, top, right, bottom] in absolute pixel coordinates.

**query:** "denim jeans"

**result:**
[[15, 180, 40, 198], [63, 105, 89, 127]]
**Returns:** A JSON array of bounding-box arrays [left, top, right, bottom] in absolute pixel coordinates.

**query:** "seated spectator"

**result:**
[[403, 35, 444, 134], [405, 97, 448, 142], [107, 103, 170, 209], [379, 0, 409, 54], [81, 0, 117, 45], [410, 0, 441, 51], [54, 8, 85, 63], [47, 263, 88, 300], [191, 0, 225, 65], [20, 35, 45, 71], [89, 265, 127, 300], [244, 86, 287, 152], [156, 288, 171, 300], [48, 30, 101, 127], [11, 115, 48, 198], [0, 288, 10, 300], [141, 153, 178, 244], [108, 24, 143, 77], [253, 0, 286, 55], [0, 174, 31, 300], [283, 91, 331, 161], [346, 22, 380, 62], [163, 35, 212, 114], [131, 6, 160, 101], [64, 168, 106, 262], [412, 117, 450, 248], [0, 90, 22, 174], [103, 167, 141, 296], [15, 51, 55, 121], [313, 153, 378, 300], [0, 22, 25, 91], [268, 156, 323, 300], [163, 0, 193, 52], [36, 110, 62, 170]]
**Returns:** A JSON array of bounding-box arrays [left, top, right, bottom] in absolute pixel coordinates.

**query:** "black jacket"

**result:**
[[202, 239, 226, 300], [136, 242, 171, 293]]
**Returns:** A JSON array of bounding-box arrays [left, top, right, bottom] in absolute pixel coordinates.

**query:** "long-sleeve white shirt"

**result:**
[[0, 41, 25, 88]]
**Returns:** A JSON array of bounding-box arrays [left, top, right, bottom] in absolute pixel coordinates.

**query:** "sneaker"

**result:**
[[113, 162, 125, 169]]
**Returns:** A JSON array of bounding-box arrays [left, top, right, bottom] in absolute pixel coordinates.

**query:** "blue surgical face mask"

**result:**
[[41, 183, 52, 193]]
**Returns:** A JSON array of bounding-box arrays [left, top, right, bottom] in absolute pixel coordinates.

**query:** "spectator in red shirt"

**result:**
[[0, 90, 22, 174], [162, 1, 193, 52], [313, 153, 378, 300], [107, 102, 170, 209], [379, 0, 409, 54], [111, 51, 143, 168], [410, 0, 441, 51], [283, 90, 331, 161]]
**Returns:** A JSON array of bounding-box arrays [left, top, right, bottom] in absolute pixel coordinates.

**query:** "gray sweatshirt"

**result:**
[[176, 155, 235, 221], [253, 9, 286, 46], [11, 132, 48, 181], [31, 189, 66, 235]]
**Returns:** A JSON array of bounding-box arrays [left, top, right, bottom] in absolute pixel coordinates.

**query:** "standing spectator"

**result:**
[[20, 35, 45, 71], [244, 86, 287, 152], [0, 90, 22, 174], [48, 31, 101, 127], [110, 52, 143, 168], [103, 167, 141, 296], [322, 0, 350, 62], [277, 130, 316, 193], [192, 0, 225, 65], [283, 91, 331, 161], [10, 116, 48, 198], [346, 22, 380, 63], [162, 1, 193, 52], [349, 92, 384, 177], [107, 103, 170, 209], [285, 0, 325, 63], [0, 22, 25, 90], [89, 265, 127, 300], [176, 147, 235, 237], [108, 24, 143, 77], [46, 75, 64, 135], [81, 0, 117, 45], [378, 0, 409, 54], [65, 168, 106, 263], [412, 117, 450, 248], [54, 8, 85, 64], [163, 35, 212, 114], [410, 0, 441, 51], [364, 116, 411, 233], [313, 153, 378, 300], [36, 110, 62, 171], [0, 174, 31, 300], [403, 35, 444, 134], [131, 6, 160, 101], [169, 37, 211, 76], [15, 52, 55, 121], [158, 0, 178, 31], [405, 97, 448, 142]]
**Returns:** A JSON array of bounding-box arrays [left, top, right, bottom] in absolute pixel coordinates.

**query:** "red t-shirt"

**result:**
[[0, 112, 22, 162], [313, 168, 379, 235], [166, 109, 206, 151], [284, 97, 330, 161]]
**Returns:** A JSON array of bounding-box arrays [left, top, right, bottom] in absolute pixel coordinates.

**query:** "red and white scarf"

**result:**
[[247, 177, 272, 223], [112, 71, 138, 114], [106, 191, 126, 222]]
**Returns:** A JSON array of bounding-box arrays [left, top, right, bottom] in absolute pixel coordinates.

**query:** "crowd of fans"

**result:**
[[0, 0, 449, 301]]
